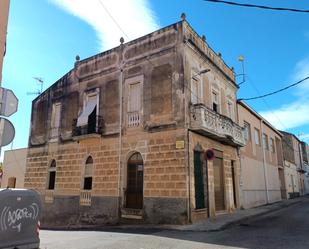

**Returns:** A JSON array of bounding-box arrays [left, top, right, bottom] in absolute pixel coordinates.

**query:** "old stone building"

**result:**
[[0, 0, 10, 83], [24, 16, 245, 227], [280, 131, 305, 198]]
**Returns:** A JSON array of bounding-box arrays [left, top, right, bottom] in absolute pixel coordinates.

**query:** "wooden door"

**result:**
[[126, 153, 143, 209], [213, 157, 225, 211], [194, 151, 205, 209]]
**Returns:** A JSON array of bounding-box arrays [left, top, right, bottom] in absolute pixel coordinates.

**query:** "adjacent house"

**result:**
[[1, 148, 27, 188], [237, 100, 284, 208], [280, 131, 304, 198], [0, 0, 10, 83], [24, 16, 245, 227], [302, 143, 309, 195]]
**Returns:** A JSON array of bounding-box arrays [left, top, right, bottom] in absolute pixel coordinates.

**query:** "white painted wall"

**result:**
[[241, 156, 281, 209], [283, 160, 299, 198], [1, 148, 27, 188]]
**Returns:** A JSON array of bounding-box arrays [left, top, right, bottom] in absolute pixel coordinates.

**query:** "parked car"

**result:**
[[0, 188, 41, 249]]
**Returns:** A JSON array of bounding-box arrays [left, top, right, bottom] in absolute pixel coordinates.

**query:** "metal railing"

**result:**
[[127, 111, 141, 128], [80, 190, 92, 206], [45, 190, 54, 203], [72, 115, 103, 136], [190, 103, 245, 146]]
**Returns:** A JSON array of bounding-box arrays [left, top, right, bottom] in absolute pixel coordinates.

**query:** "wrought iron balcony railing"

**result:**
[[190, 104, 245, 147], [72, 115, 103, 137]]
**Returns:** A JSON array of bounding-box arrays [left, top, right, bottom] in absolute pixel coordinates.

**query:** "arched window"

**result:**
[[47, 160, 56, 190], [83, 156, 93, 190]]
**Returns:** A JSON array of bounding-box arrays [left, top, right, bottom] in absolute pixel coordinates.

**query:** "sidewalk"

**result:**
[[170, 196, 304, 232], [116, 196, 304, 232]]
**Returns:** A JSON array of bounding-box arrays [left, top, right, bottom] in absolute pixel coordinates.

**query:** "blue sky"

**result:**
[[2, 0, 309, 157]]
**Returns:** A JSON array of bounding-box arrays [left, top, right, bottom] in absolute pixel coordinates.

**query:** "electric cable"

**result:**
[[239, 76, 309, 101], [203, 0, 309, 13]]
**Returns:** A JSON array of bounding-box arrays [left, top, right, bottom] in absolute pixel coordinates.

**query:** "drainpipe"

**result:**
[[260, 119, 269, 204], [237, 147, 242, 209], [298, 142, 303, 195], [117, 38, 124, 216], [184, 72, 191, 223]]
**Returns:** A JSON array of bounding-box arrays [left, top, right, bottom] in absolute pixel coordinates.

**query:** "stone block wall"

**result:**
[[25, 128, 189, 226], [189, 131, 240, 221]]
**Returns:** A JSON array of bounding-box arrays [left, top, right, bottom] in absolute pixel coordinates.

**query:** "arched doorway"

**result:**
[[126, 152, 143, 209]]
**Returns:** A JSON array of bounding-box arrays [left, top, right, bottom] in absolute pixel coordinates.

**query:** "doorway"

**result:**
[[126, 152, 144, 209], [213, 152, 225, 211]]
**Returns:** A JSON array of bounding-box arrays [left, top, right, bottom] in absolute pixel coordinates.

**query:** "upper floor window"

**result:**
[[47, 160, 56, 190], [83, 156, 93, 190], [128, 82, 142, 128], [212, 90, 220, 113], [244, 121, 251, 142], [227, 100, 233, 120], [263, 133, 269, 150], [191, 75, 202, 105], [254, 128, 260, 146], [74, 89, 101, 136], [50, 102, 61, 139], [270, 137, 275, 153]]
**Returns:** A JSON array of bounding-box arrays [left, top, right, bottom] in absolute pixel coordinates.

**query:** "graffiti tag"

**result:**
[[0, 203, 39, 232]]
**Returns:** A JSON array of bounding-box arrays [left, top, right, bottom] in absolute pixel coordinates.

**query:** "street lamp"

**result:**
[[192, 69, 211, 80]]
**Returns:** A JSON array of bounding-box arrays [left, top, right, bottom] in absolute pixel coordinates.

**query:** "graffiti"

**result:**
[[0, 203, 39, 232]]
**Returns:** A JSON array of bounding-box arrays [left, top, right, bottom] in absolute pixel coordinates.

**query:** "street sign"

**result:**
[[0, 118, 15, 146], [0, 87, 18, 117]]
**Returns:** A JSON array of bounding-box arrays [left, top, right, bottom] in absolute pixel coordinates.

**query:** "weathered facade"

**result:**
[[280, 131, 305, 198], [24, 17, 245, 227], [237, 101, 283, 208], [0, 0, 10, 83]]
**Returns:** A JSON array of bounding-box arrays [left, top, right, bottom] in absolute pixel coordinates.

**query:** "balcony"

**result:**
[[190, 104, 245, 147], [80, 190, 91, 206], [72, 115, 103, 137], [127, 111, 141, 128]]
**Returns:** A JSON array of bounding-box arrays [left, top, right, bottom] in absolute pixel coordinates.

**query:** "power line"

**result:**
[[203, 0, 309, 13], [239, 76, 309, 101], [245, 75, 304, 155], [97, 0, 130, 40]]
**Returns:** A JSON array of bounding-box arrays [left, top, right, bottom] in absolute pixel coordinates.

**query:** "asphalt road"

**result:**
[[40, 196, 309, 249]]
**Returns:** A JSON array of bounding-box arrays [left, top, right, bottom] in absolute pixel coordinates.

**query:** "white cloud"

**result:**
[[260, 100, 309, 130], [50, 0, 159, 51], [260, 57, 309, 130]]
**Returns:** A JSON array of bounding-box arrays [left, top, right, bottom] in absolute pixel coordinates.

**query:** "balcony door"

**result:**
[[126, 153, 144, 209]]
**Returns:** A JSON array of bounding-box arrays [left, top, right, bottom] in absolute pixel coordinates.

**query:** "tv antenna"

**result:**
[[27, 77, 44, 96], [236, 55, 246, 86]]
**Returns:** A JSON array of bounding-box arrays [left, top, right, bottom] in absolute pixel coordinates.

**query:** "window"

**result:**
[[47, 160, 56, 190], [254, 128, 260, 145], [75, 90, 100, 135], [128, 82, 142, 127], [243, 121, 251, 142], [7, 177, 16, 188], [227, 101, 233, 119], [270, 138, 275, 153], [212, 90, 219, 112], [263, 133, 269, 150], [83, 156, 93, 190], [50, 102, 61, 138], [191, 78, 199, 104]]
